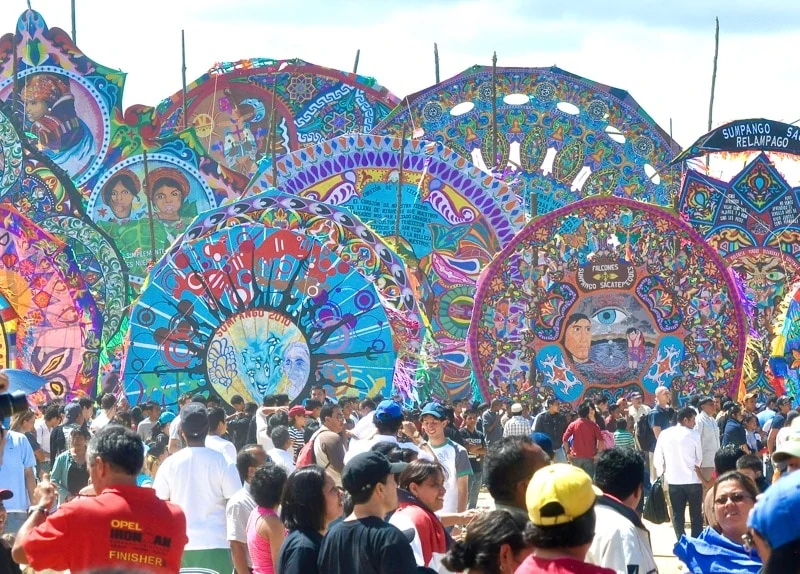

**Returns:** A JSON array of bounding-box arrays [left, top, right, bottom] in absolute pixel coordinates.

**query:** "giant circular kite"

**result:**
[[375, 66, 681, 215], [250, 133, 525, 399], [468, 197, 748, 404], [123, 224, 397, 407]]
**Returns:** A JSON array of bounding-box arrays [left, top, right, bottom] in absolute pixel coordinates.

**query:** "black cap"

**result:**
[[342, 452, 407, 496], [698, 396, 714, 407], [181, 403, 209, 437], [777, 396, 794, 406]]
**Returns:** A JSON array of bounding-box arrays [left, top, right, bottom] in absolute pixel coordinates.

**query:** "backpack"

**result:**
[[636, 413, 656, 451], [296, 428, 325, 468]]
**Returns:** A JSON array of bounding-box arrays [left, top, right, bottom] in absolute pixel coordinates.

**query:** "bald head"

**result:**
[[655, 386, 671, 406]]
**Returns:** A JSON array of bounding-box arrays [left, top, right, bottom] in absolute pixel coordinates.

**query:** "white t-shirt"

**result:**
[[428, 438, 472, 513], [90, 411, 111, 433], [34, 419, 53, 457], [344, 434, 432, 464], [154, 446, 242, 549], [205, 434, 237, 465], [255, 410, 274, 450], [352, 411, 376, 439], [226, 484, 256, 567], [267, 448, 296, 474]]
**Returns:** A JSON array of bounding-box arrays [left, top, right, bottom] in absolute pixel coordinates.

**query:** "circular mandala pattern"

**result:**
[[632, 136, 655, 158], [477, 82, 494, 102], [422, 102, 444, 124], [534, 82, 556, 102], [586, 100, 609, 122]]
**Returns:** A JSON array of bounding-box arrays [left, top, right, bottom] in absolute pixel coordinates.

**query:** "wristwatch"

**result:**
[[27, 504, 48, 516]]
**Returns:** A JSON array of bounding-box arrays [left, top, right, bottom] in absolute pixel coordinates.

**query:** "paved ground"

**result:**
[[477, 491, 685, 572]]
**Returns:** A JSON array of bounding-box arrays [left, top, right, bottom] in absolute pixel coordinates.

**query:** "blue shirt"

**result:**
[[757, 408, 775, 429], [0, 430, 35, 511]]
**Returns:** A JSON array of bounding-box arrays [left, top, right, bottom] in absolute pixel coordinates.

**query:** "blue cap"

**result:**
[[531, 432, 554, 457], [375, 400, 403, 422], [420, 402, 447, 420], [158, 411, 176, 425], [748, 467, 800, 550]]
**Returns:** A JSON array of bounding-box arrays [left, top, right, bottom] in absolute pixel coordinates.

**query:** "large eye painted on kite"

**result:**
[[591, 307, 628, 327]]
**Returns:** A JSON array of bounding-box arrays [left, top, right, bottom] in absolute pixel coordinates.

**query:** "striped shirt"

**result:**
[[288, 426, 305, 459], [614, 430, 635, 449], [503, 416, 532, 438]]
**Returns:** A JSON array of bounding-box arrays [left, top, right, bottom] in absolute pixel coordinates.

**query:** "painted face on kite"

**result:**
[[283, 342, 310, 392], [563, 315, 592, 363], [24, 98, 48, 122], [153, 184, 183, 221], [109, 181, 135, 219]]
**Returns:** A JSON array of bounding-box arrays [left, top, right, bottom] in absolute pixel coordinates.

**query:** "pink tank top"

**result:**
[[246, 506, 279, 574]]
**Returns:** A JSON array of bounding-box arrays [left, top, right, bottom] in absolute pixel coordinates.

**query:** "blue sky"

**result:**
[[2, 0, 799, 160]]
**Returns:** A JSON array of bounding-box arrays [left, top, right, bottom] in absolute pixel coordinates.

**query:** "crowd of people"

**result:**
[[0, 384, 797, 573]]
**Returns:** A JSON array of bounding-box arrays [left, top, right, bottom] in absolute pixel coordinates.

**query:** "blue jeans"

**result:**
[[468, 471, 482, 509], [572, 457, 595, 478]]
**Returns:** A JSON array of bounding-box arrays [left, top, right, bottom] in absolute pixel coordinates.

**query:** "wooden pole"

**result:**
[[143, 151, 157, 265], [267, 65, 280, 185], [394, 125, 407, 248], [491, 51, 498, 172], [352, 49, 360, 74], [707, 17, 720, 166], [434, 43, 440, 84], [181, 30, 187, 131], [71, 0, 77, 44], [11, 36, 18, 118]]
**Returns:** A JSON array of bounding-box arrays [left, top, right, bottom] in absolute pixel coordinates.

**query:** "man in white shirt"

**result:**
[[352, 398, 377, 439], [344, 400, 433, 464], [137, 401, 161, 441], [34, 405, 61, 476], [421, 403, 472, 515], [654, 406, 703, 541], [154, 403, 242, 573], [267, 426, 296, 474], [695, 396, 720, 487], [628, 392, 651, 449], [205, 407, 237, 465], [226, 444, 266, 574], [89, 393, 117, 433]]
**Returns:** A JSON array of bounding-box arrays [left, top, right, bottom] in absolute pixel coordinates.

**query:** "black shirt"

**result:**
[[227, 413, 252, 451], [458, 428, 485, 473], [278, 529, 323, 574], [533, 412, 568, 449], [318, 516, 417, 574]]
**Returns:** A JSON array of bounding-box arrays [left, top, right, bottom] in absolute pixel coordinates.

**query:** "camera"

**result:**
[[0, 391, 31, 418]]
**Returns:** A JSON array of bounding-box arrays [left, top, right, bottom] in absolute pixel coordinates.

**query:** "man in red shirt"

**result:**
[[562, 403, 603, 478], [12, 425, 188, 572]]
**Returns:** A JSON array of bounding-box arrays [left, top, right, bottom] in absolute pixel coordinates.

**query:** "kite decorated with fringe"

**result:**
[[468, 197, 747, 405]]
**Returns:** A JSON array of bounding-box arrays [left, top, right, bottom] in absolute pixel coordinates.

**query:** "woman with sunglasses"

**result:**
[[746, 467, 800, 573], [674, 471, 762, 573]]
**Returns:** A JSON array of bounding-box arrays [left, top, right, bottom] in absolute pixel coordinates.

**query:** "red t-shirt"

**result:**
[[516, 555, 616, 574], [23, 484, 188, 573], [563, 418, 602, 458]]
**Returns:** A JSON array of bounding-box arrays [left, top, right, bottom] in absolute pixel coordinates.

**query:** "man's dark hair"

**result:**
[[615, 418, 628, 431], [275, 394, 290, 407], [270, 425, 291, 450], [375, 416, 402, 435], [715, 444, 745, 475], [262, 394, 278, 407], [207, 395, 222, 407], [235, 444, 261, 483], [577, 404, 590, 418], [231, 394, 244, 406], [765, 394, 778, 408], [524, 507, 595, 548], [484, 436, 538, 504], [677, 406, 696, 423], [312, 385, 325, 393], [736, 454, 763, 475], [245, 402, 258, 415], [688, 394, 701, 409], [250, 463, 288, 509], [464, 409, 478, 418], [788, 411, 800, 426], [78, 397, 94, 410], [87, 425, 144, 476], [595, 448, 645, 501], [44, 404, 61, 422], [359, 398, 376, 411], [207, 407, 226, 431], [281, 465, 329, 532], [305, 399, 322, 412], [191, 393, 208, 406], [319, 403, 339, 423], [595, 396, 609, 406]]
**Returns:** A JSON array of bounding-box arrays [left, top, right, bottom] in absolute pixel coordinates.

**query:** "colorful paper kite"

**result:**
[[154, 189, 433, 402], [156, 58, 400, 177], [123, 224, 397, 408], [375, 66, 681, 215], [671, 119, 800, 164], [677, 152, 800, 393], [0, 202, 102, 400], [468, 197, 747, 405], [770, 283, 800, 402], [250, 133, 524, 399]]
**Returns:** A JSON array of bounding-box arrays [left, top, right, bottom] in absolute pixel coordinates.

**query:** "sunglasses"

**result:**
[[714, 492, 753, 505]]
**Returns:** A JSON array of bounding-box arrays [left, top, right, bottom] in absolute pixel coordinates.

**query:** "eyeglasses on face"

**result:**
[[714, 492, 753, 505]]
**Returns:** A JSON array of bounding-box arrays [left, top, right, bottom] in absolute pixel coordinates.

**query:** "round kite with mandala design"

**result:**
[[468, 197, 747, 404]]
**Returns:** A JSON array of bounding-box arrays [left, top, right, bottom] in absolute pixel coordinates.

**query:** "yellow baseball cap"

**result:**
[[526, 463, 602, 526]]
